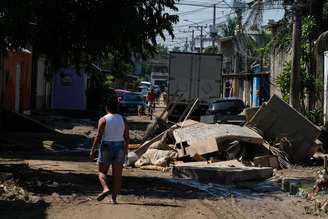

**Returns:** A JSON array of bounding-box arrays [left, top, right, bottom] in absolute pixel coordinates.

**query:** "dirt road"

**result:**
[[0, 111, 324, 218], [0, 155, 319, 219]]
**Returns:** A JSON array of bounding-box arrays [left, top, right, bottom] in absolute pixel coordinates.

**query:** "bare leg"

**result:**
[[98, 162, 110, 193], [111, 162, 123, 204]]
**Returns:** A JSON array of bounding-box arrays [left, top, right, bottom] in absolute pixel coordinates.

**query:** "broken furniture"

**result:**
[[247, 95, 321, 163]]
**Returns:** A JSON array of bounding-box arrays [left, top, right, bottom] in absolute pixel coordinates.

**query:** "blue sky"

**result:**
[[159, 0, 285, 50]]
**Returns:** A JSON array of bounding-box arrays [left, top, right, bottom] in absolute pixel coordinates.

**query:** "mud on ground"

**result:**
[[0, 111, 327, 218], [0, 155, 323, 219]]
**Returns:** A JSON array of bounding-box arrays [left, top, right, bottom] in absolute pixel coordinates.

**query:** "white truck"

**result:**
[[168, 52, 223, 120]]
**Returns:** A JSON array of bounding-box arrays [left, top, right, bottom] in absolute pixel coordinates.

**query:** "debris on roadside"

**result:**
[[246, 95, 321, 163], [139, 165, 171, 172], [263, 141, 292, 169], [305, 199, 328, 216], [245, 107, 259, 122], [307, 155, 328, 200], [135, 148, 177, 168], [128, 144, 141, 150], [173, 123, 264, 158], [253, 155, 279, 169], [130, 95, 326, 187], [172, 160, 273, 184]]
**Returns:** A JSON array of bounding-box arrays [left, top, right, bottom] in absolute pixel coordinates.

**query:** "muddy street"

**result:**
[[0, 111, 323, 219], [0, 155, 319, 219]]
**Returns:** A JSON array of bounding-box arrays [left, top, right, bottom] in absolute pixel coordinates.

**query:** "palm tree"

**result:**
[[245, 0, 302, 109], [247, 0, 328, 111], [220, 16, 237, 37], [244, 0, 293, 31]]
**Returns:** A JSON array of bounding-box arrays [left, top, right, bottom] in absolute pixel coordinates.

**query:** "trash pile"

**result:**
[[305, 164, 328, 216], [0, 169, 43, 204], [128, 95, 323, 183]]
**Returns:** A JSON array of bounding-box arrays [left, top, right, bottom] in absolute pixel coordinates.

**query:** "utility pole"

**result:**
[[189, 25, 206, 53], [184, 37, 188, 52], [191, 30, 195, 52], [212, 4, 216, 47], [289, 0, 302, 111], [200, 26, 204, 53]]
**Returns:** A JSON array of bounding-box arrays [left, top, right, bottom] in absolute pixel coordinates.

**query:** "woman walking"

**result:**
[[89, 97, 129, 204]]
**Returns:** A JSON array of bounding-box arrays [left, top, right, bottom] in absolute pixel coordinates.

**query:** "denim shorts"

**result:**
[[98, 141, 125, 165]]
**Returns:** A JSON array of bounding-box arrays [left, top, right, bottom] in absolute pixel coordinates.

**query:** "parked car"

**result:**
[[114, 89, 130, 98], [206, 98, 245, 115], [118, 92, 146, 114], [140, 81, 152, 89]]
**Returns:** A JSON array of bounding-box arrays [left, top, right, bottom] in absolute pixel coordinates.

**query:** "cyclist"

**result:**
[[146, 88, 156, 116]]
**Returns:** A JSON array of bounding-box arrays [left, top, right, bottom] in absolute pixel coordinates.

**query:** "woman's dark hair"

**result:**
[[106, 96, 119, 113]]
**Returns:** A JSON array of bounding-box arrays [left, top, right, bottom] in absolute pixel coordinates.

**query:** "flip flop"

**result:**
[[96, 190, 110, 201]]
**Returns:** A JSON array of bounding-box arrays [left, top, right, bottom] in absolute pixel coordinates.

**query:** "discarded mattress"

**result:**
[[135, 148, 177, 167]]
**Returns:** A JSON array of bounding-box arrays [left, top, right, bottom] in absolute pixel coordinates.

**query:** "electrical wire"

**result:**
[[176, 2, 285, 9], [174, 7, 210, 16]]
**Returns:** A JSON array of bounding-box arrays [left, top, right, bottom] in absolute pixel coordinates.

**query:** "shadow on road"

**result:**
[[116, 202, 182, 207], [0, 163, 209, 200], [0, 199, 50, 219]]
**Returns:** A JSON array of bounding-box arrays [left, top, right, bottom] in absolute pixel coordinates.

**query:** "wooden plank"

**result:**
[[176, 99, 196, 123], [135, 132, 166, 157], [181, 98, 199, 127]]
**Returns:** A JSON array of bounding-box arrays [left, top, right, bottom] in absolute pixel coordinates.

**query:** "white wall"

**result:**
[[270, 48, 292, 97]]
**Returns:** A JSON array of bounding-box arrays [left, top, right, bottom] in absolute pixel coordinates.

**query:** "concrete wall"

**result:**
[[270, 48, 292, 98], [52, 67, 87, 110]]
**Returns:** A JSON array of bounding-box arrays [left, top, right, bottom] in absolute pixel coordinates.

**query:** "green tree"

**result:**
[[0, 0, 179, 66], [276, 62, 291, 103], [324, 0, 328, 17], [172, 46, 181, 52], [204, 46, 218, 54], [219, 16, 236, 37], [156, 44, 169, 57]]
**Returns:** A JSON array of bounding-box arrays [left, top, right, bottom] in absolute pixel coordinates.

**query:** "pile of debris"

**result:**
[[128, 95, 323, 183], [0, 169, 42, 204], [305, 162, 328, 216]]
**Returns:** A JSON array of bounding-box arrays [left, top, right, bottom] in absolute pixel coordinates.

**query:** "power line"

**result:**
[[176, 2, 286, 9], [174, 10, 234, 29], [174, 7, 210, 16]]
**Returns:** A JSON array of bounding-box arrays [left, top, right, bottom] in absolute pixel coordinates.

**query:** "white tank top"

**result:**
[[102, 113, 125, 142]]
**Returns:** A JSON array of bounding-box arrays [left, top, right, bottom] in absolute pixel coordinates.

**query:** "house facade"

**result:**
[[0, 50, 32, 113], [52, 67, 87, 110], [218, 35, 270, 107]]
